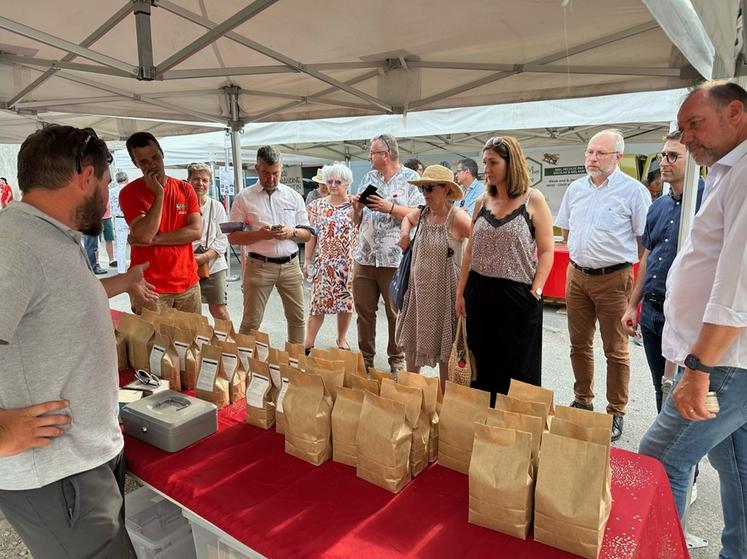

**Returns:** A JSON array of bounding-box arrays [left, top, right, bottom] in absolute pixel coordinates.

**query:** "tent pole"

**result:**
[[225, 85, 244, 282]]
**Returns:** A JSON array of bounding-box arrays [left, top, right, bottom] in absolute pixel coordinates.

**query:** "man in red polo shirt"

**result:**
[[119, 132, 202, 313]]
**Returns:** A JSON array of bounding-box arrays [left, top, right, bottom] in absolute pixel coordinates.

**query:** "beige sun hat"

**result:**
[[407, 164, 463, 201], [311, 169, 325, 184]]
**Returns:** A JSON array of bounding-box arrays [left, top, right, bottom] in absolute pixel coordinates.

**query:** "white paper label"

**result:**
[[222, 353, 238, 380], [276, 378, 290, 413], [214, 330, 228, 342], [196, 357, 219, 392], [268, 363, 281, 388], [288, 357, 299, 368], [255, 341, 269, 362], [196, 335, 211, 349], [174, 341, 189, 370], [246, 373, 270, 408], [237, 347, 253, 370], [149, 345, 165, 376]]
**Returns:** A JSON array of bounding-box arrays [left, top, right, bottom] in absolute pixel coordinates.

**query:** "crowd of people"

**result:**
[[0, 80, 746, 558]]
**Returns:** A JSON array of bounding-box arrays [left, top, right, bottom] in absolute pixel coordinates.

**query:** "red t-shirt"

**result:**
[[119, 176, 200, 293]]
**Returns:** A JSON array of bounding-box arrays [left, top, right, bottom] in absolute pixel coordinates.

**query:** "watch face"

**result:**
[[685, 354, 697, 369]]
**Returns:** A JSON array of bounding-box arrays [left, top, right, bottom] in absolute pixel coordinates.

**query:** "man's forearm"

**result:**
[[101, 274, 130, 298], [129, 195, 164, 243], [153, 225, 201, 245], [628, 251, 647, 308], [690, 323, 743, 366], [229, 230, 267, 245]]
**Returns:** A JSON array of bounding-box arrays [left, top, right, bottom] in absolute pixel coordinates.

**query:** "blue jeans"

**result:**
[[82, 233, 98, 270], [639, 366, 747, 559], [640, 301, 666, 412]]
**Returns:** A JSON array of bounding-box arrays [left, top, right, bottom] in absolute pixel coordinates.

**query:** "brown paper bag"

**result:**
[[309, 366, 345, 402], [485, 408, 543, 469], [438, 381, 490, 474], [285, 342, 306, 368], [195, 344, 230, 409], [245, 371, 275, 429], [494, 394, 549, 431], [115, 329, 128, 370], [350, 375, 380, 395], [398, 372, 440, 463], [554, 405, 613, 432], [212, 318, 236, 343], [275, 365, 302, 435], [380, 379, 430, 477], [221, 341, 247, 404], [268, 347, 290, 390], [355, 352, 368, 378], [249, 329, 271, 362], [283, 373, 332, 465], [309, 347, 334, 360], [118, 313, 155, 371], [172, 327, 194, 373], [156, 322, 176, 342], [508, 379, 555, 416], [234, 333, 256, 372], [534, 428, 612, 559], [469, 424, 534, 539], [331, 386, 365, 466], [149, 333, 181, 391], [356, 392, 412, 493], [327, 348, 359, 388], [182, 340, 201, 390], [195, 324, 216, 351], [369, 368, 395, 387], [139, 307, 161, 324]]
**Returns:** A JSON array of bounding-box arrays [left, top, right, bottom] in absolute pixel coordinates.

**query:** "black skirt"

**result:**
[[464, 270, 543, 404]]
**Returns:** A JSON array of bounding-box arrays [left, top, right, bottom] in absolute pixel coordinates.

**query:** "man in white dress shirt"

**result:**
[[555, 129, 651, 442], [639, 81, 747, 559], [229, 146, 311, 343]]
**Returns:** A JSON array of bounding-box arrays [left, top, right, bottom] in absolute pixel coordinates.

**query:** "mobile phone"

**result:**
[[271, 224, 284, 231], [358, 184, 379, 206]]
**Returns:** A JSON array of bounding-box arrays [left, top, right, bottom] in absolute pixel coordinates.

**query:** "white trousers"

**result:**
[[114, 217, 129, 274]]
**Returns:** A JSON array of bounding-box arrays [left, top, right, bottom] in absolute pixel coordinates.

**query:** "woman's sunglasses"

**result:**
[[417, 183, 447, 193]]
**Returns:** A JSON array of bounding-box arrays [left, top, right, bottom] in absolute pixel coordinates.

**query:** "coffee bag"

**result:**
[[438, 381, 490, 474], [330, 386, 365, 466], [195, 344, 230, 409], [245, 371, 274, 429], [283, 372, 332, 465], [380, 379, 430, 477]]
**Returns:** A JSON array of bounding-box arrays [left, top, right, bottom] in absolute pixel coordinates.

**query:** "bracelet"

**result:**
[[389, 202, 395, 214]]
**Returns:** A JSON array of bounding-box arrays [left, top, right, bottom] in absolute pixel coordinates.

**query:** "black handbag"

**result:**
[[389, 207, 423, 310]]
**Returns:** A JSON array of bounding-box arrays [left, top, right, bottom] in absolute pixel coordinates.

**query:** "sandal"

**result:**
[[304, 345, 314, 356], [336, 342, 351, 351]]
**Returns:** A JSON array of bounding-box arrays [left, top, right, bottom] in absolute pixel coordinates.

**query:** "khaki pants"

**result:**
[[565, 264, 634, 415], [352, 261, 404, 369], [132, 282, 202, 314], [240, 256, 305, 344]]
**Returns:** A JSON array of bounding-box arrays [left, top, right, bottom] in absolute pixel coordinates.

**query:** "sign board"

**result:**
[[219, 166, 235, 196], [281, 165, 304, 195]]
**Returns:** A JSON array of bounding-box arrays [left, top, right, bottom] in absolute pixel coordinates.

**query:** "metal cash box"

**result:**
[[122, 390, 218, 452]]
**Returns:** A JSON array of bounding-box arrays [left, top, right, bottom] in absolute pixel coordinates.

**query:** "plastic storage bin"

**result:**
[[125, 485, 197, 559], [182, 509, 265, 559]]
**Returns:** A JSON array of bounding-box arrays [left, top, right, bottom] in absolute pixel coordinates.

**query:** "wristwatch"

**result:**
[[684, 353, 714, 374], [534, 287, 542, 299]]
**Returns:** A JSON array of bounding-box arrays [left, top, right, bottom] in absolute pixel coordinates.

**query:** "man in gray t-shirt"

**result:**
[[0, 125, 156, 558]]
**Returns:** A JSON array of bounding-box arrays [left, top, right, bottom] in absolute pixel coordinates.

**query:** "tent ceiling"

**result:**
[[0, 0, 717, 143]]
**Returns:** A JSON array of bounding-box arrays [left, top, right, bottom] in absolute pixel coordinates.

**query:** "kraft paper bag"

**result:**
[[195, 324, 217, 351], [350, 375, 380, 395], [174, 315, 198, 338], [268, 347, 290, 390], [494, 394, 549, 431], [283, 372, 332, 465], [369, 368, 395, 387], [398, 372, 439, 463], [356, 392, 412, 493], [485, 408, 544, 468], [438, 381, 490, 474], [554, 405, 613, 432], [245, 371, 275, 429], [155, 322, 176, 342], [221, 341, 247, 404], [115, 329, 128, 370], [355, 352, 368, 378], [380, 379, 430, 477], [139, 307, 161, 324], [182, 340, 201, 390], [234, 333, 256, 372], [195, 344, 230, 409], [307, 356, 344, 371], [249, 329, 271, 362], [172, 326, 194, 373], [310, 366, 345, 402], [309, 347, 335, 360], [212, 318, 236, 343], [149, 333, 181, 392], [285, 342, 306, 368], [469, 424, 534, 540], [331, 386, 365, 466], [275, 365, 301, 435], [534, 427, 612, 559], [327, 348, 359, 388], [118, 313, 155, 371], [508, 379, 555, 416]]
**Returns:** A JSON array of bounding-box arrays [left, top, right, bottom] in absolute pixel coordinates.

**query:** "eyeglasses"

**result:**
[[656, 152, 683, 164], [584, 149, 619, 158], [484, 136, 505, 149], [417, 183, 447, 193], [134, 369, 161, 387], [375, 134, 391, 152], [74, 127, 112, 174], [325, 179, 344, 186]]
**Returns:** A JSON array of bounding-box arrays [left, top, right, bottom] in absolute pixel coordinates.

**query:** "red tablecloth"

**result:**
[[123, 401, 688, 559]]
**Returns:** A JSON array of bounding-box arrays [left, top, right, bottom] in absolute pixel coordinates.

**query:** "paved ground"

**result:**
[[0, 250, 724, 558]]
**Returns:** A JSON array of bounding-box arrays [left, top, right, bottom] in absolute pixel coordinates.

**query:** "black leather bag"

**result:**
[[389, 208, 423, 310]]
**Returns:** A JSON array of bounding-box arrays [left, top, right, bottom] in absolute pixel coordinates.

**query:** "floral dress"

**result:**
[[308, 197, 358, 315]]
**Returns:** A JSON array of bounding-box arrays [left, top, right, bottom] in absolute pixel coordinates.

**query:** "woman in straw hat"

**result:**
[[456, 136, 554, 404], [305, 168, 329, 206], [395, 165, 471, 388]]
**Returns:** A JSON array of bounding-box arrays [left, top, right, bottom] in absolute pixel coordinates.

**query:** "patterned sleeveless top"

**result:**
[[470, 190, 537, 284]]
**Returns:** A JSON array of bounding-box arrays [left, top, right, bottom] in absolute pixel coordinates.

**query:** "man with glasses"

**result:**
[[555, 129, 651, 442], [120, 132, 203, 314], [622, 131, 704, 412], [0, 125, 157, 557], [455, 157, 485, 216], [351, 134, 424, 371]]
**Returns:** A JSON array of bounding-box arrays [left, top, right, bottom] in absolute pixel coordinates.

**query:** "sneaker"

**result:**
[[569, 400, 594, 411], [611, 415, 624, 442], [109, 260, 117, 267], [93, 266, 108, 275]]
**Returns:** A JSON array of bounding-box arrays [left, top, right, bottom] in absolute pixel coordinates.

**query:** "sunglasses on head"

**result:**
[[484, 136, 505, 149], [74, 127, 112, 174], [417, 183, 447, 193]]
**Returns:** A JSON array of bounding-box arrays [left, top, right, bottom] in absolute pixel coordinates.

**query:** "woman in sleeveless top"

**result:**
[[455, 136, 554, 404], [395, 165, 471, 389]]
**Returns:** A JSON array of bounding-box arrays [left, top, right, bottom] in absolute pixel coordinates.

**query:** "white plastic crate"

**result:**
[[125, 486, 197, 559], [182, 508, 265, 559]]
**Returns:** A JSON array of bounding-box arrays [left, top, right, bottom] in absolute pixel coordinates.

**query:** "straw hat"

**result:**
[[407, 164, 463, 201], [311, 169, 325, 184]]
